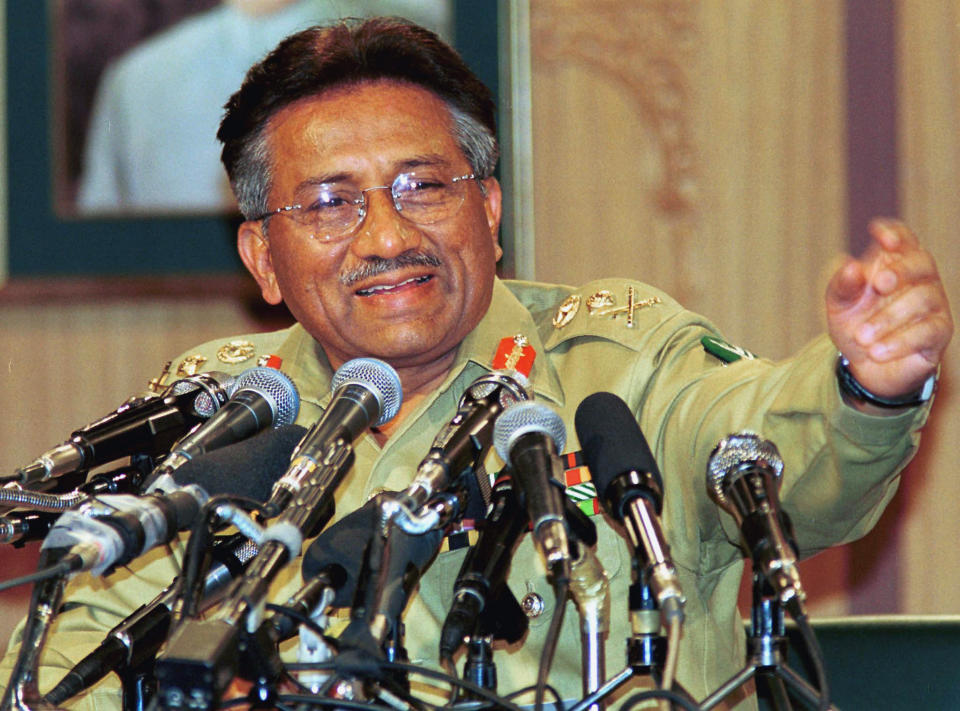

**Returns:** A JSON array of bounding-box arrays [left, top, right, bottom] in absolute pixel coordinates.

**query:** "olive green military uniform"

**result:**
[[1, 278, 930, 710]]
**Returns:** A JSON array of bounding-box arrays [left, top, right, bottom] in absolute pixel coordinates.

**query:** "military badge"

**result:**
[[216, 340, 256, 364]]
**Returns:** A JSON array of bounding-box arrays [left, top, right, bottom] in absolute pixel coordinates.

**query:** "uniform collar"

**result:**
[[453, 278, 566, 407], [272, 324, 335, 410]]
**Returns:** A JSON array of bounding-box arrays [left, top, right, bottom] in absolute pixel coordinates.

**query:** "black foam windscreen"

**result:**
[[170, 424, 307, 501], [302, 494, 443, 608], [574, 392, 663, 498]]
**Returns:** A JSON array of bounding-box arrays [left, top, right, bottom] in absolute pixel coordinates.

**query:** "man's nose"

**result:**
[[350, 187, 422, 258]]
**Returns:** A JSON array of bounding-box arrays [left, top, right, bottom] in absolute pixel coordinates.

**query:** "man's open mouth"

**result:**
[[356, 274, 433, 296]]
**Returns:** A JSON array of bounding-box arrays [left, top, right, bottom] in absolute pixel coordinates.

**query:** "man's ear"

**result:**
[[237, 221, 283, 305], [482, 177, 504, 260]]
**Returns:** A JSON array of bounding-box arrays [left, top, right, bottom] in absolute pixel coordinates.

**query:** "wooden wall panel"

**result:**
[[895, 0, 960, 614], [530, 0, 846, 360]]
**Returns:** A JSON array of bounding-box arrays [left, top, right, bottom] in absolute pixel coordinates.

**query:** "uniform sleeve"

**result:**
[[641, 321, 928, 564]]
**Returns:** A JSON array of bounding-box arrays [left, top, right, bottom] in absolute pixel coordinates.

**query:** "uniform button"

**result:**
[[520, 591, 545, 618]]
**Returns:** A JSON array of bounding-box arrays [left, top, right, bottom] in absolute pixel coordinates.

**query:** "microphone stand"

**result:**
[[567, 545, 609, 711], [0, 551, 69, 711], [567, 569, 696, 711], [322, 527, 416, 708], [698, 572, 836, 711]]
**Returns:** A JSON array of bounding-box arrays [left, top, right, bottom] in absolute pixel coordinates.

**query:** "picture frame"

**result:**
[[3, 1, 505, 278]]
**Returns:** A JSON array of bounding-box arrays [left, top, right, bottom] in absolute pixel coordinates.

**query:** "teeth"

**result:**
[[357, 275, 430, 296]]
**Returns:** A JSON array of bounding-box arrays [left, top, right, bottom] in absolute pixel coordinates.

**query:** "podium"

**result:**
[[755, 615, 960, 710]]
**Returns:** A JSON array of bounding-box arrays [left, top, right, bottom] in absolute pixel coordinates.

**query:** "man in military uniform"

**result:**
[[2, 17, 953, 711]]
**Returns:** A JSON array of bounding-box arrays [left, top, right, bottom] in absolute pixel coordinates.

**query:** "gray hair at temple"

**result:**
[[218, 16, 500, 220]]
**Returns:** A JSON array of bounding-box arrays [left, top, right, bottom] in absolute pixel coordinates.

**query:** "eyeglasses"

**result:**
[[252, 170, 480, 242]]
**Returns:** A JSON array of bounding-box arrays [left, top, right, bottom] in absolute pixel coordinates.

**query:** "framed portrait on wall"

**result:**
[[4, 1, 506, 278]]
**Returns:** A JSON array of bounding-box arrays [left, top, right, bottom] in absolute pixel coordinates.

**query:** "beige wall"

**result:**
[[531, 0, 845, 359], [528, 0, 958, 616], [896, 1, 960, 614]]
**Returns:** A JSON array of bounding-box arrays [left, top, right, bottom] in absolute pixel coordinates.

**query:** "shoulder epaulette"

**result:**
[[543, 278, 676, 350]]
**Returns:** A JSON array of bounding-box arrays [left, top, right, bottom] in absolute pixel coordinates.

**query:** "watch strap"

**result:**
[[835, 354, 936, 409]]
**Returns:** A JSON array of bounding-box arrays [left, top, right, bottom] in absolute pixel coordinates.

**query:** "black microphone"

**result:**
[[40, 424, 307, 578], [155, 372, 374, 705], [0, 510, 60, 547], [166, 424, 308, 503], [439, 472, 529, 662], [43, 533, 260, 707], [706, 432, 805, 613], [301, 496, 437, 609], [14, 372, 237, 486], [493, 400, 573, 582], [145, 367, 300, 491], [0, 426, 306, 549], [270, 563, 349, 641], [574, 392, 685, 624], [394, 370, 530, 532], [261, 357, 402, 517]]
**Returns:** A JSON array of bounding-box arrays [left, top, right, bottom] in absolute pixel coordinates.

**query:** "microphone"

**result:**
[[0, 426, 306, 548], [154, 371, 387, 705], [391, 370, 530, 532], [43, 533, 260, 706], [145, 367, 300, 490], [493, 400, 573, 582], [261, 357, 402, 517], [301, 499, 384, 609], [574, 392, 685, 624], [165, 424, 308, 502], [706, 432, 805, 613], [40, 485, 212, 577], [39, 424, 307, 578], [336, 494, 445, 659], [301, 495, 434, 610], [14, 372, 237, 486], [271, 563, 349, 641], [439, 473, 529, 662], [0, 510, 60, 547]]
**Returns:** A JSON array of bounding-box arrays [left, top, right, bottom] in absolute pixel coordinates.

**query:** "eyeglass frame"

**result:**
[[250, 171, 484, 242]]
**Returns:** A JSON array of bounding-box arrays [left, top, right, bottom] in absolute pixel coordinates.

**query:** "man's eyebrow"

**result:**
[[396, 154, 452, 171], [292, 155, 455, 192], [295, 172, 353, 189]]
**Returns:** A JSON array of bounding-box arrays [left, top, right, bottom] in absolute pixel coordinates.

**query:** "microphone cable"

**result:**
[[793, 608, 831, 711], [174, 492, 265, 622], [0, 556, 77, 593], [281, 658, 526, 711], [661, 613, 681, 700], [534, 576, 569, 711], [621, 689, 704, 711]]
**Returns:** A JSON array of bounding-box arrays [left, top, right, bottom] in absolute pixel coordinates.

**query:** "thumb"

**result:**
[[826, 257, 868, 311]]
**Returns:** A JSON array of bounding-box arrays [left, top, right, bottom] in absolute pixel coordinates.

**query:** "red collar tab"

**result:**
[[492, 334, 536, 378]]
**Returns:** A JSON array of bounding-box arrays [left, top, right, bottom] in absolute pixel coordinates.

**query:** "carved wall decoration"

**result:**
[[530, 0, 699, 218]]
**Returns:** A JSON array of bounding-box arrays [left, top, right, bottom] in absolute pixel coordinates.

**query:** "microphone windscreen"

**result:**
[[171, 424, 307, 501], [302, 495, 443, 608], [574, 392, 663, 497]]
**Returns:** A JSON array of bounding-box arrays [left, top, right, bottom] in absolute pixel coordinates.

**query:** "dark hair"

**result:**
[[218, 16, 499, 219]]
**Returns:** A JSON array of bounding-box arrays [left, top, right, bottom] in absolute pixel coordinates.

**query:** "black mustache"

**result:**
[[340, 252, 443, 287]]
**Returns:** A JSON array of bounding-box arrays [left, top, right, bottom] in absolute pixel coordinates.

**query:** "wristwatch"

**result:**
[[835, 354, 937, 409]]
